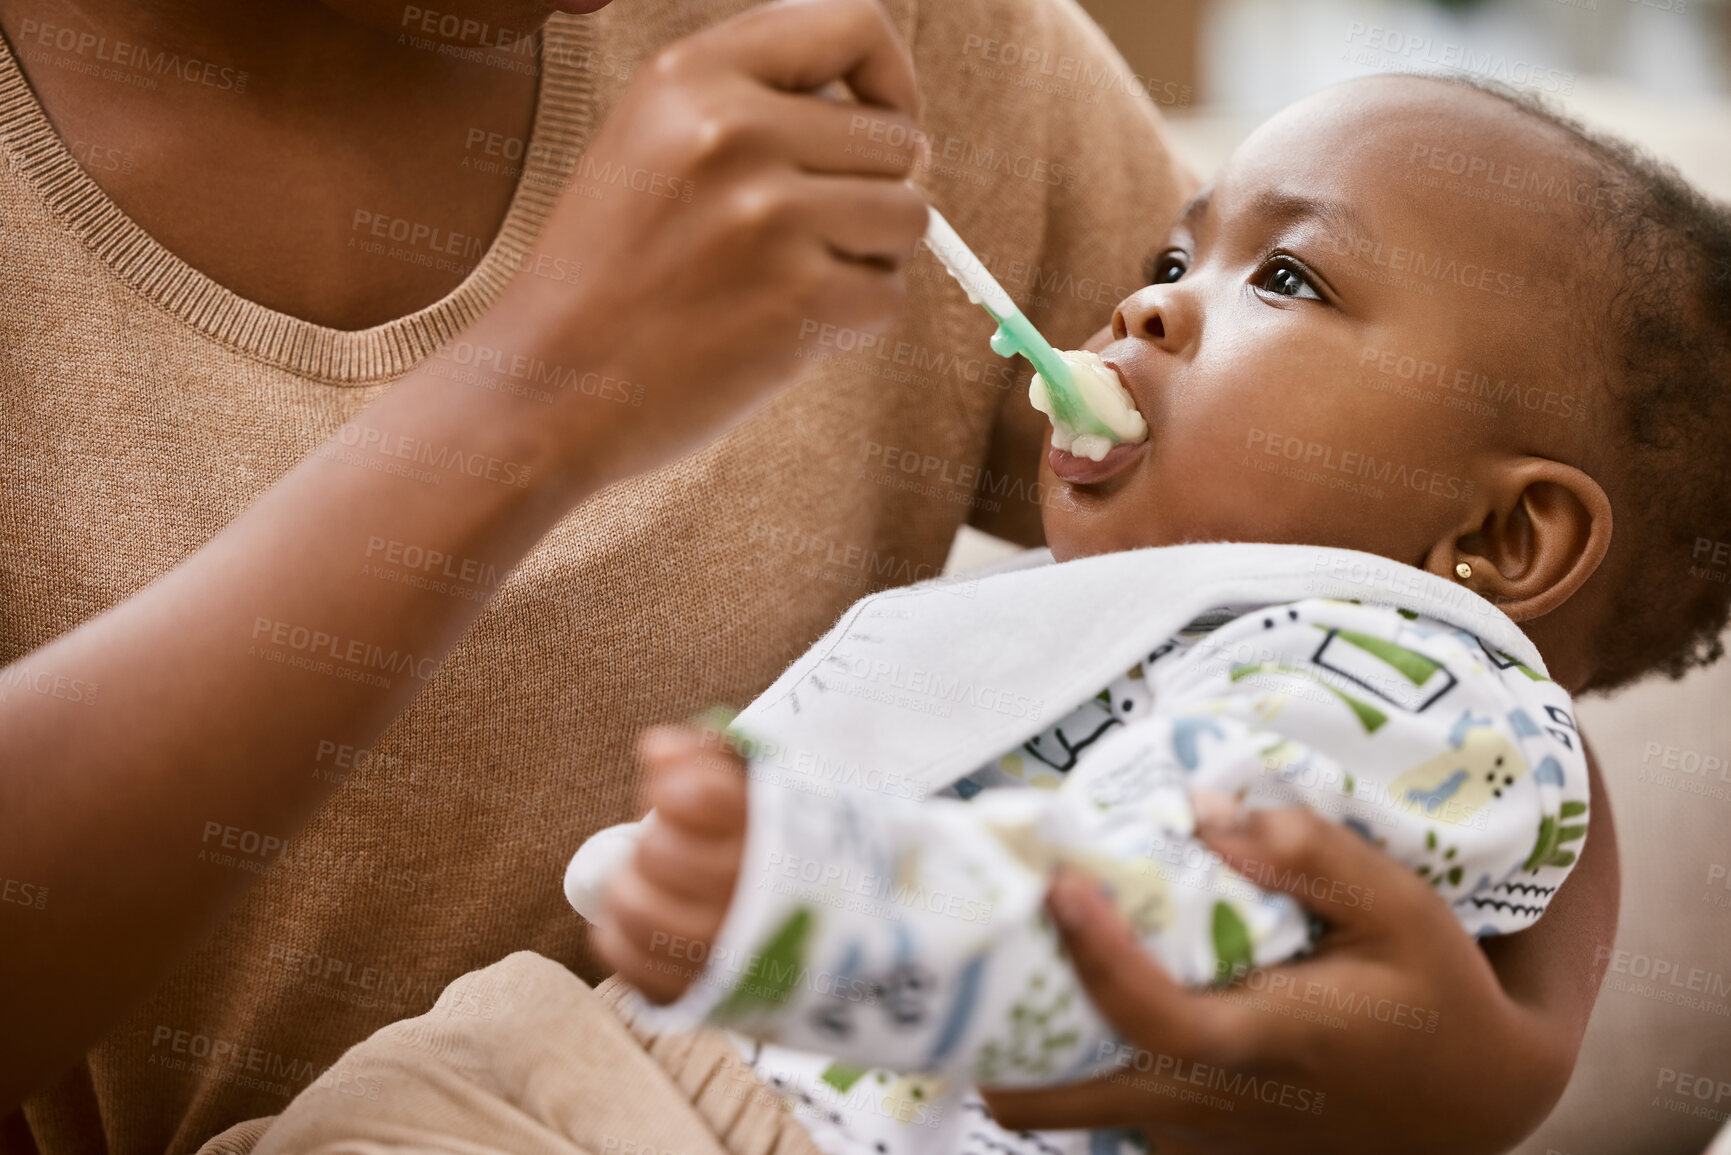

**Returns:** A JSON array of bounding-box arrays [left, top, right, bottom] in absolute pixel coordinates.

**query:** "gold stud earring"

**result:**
[[1455, 562, 1473, 581]]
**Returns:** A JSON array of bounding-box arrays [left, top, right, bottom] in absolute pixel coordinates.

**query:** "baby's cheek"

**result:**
[[1081, 325, 1113, 354]]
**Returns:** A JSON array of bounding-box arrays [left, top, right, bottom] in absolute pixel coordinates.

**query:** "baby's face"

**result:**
[[1040, 77, 1602, 567]]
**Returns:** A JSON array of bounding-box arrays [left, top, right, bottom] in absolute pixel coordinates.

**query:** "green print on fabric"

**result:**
[[820, 1062, 869, 1093], [1416, 827, 1465, 888], [1230, 663, 1389, 733], [1416, 857, 1465, 888], [1333, 629, 1444, 686], [1521, 811, 1587, 873], [1497, 650, 1549, 682], [1330, 690, 1390, 735], [1211, 901, 1253, 985], [712, 906, 814, 1024], [976, 963, 1083, 1082]]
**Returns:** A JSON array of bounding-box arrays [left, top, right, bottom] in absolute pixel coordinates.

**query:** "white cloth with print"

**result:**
[[566, 543, 1590, 1155]]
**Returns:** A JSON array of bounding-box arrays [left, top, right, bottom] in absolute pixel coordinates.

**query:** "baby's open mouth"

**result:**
[[1029, 350, 1149, 462], [1048, 438, 1148, 485]]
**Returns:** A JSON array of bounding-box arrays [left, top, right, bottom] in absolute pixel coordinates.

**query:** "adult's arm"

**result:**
[[983, 741, 1619, 1154], [0, 0, 929, 1110]]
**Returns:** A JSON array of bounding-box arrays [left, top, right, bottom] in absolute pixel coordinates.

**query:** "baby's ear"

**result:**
[[1423, 458, 1612, 622]]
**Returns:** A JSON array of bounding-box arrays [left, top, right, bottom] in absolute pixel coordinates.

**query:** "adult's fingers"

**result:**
[[797, 254, 909, 335], [1193, 793, 1442, 941], [806, 175, 929, 266], [763, 94, 925, 177], [709, 0, 921, 116]]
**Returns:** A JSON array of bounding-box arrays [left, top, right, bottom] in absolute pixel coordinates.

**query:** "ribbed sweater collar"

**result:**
[[0, 16, 597, 384]]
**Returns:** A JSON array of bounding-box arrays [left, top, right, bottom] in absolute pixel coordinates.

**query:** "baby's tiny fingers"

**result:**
[[635, 821, 742, 903], [606, 869, 726, 966], [644, 744, 748, 838], [592, 919, 691, 1005], [638, 724, 713, 767]]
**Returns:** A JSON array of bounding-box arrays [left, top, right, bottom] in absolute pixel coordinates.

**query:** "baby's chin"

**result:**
[[1039, 498, 1175, 562], [1036, 455, 1175, 561], [1035, 492, 1093, 562]]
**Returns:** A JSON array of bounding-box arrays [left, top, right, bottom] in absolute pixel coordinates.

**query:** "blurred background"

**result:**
[[949, 3, 1731, 1153], [1081, 0, 1731, 187], [1086, 0, 1731, 107]]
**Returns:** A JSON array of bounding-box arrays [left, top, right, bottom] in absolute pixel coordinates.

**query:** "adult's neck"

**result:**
[[0, 0, 552, 115], [0, 0, 553, 326]]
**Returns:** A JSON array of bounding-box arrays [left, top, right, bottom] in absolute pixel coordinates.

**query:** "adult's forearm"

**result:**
[[0, 299, 608, 1108], [0, 0, 935, 1105]]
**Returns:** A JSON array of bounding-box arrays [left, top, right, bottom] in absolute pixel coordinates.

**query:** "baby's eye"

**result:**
[[1144, 250, 1187, 285], [1257, 258, 1323, 301]]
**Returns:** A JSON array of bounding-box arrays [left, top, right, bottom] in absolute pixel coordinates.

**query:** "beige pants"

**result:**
[[195, 952, 824, 1155]]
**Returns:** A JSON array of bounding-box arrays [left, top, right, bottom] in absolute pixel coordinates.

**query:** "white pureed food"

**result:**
[[1028, 349, 1149, 462]]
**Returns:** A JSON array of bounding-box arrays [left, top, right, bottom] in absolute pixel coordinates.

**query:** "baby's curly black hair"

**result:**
[[1420, 73, 1731, 695]]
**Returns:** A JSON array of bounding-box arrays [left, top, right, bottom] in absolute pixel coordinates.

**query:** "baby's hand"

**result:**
[[593, 725, 747, 1004]]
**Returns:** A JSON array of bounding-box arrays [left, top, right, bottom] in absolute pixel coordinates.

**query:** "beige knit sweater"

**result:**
[[0, 2, 1193, 1151]]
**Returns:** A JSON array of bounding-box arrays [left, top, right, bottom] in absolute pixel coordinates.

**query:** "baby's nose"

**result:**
[[1114, 284, 1173, 345]]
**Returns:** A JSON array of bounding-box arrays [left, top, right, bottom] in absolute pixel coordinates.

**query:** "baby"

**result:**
[[569, 73, 1731, 1155]]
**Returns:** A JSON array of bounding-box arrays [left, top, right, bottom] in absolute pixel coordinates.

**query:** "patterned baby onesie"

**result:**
[[577, 595, 1588, 1155]]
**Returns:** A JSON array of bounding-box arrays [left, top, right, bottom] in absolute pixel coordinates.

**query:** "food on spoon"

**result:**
[[1029, 349, 1148, 462]]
